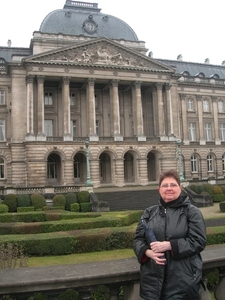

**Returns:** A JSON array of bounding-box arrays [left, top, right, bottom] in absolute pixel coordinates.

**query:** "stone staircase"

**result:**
[[94, 188, 159, 211]]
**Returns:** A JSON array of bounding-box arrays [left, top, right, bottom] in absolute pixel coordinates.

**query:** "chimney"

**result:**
[[7, 40, 11, 47], [177, 54, 183, 61], [205, 58, 210, 64]]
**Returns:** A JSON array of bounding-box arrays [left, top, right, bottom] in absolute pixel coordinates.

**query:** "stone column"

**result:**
[[111, 80, 123, 141], [165, 83, 174, 137], [25, 75, 35, 141], [36, 76, 46, 141], [114, 159, 124, 186], [133, 81, 146, 141], [180, 94, 189, 145], [62, 76, 72, 141], [155, 83, 165, 139], [138, 158, 148, 185], [197, 96, 205, 145], [86, 78, 98, 141], [212, 96, 220, 145]]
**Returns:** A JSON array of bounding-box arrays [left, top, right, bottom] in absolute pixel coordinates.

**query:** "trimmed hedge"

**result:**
[[0, 204, 9, 214], [77, 191, 90, 203], [65, 193, 78, 211], [31, 194, 46, 210], [17, 207, 35, 213], [17, 194, 31, 207], [3, 194, 17, 212], [52, 194, 66, 208], [219, 201, 225, 212]]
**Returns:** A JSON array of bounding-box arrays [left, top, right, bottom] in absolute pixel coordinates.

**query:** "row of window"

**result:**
[[44, 119, 100, 137], [191, 154, 225, 173], [1, 90, 224, 113], [187, 98, 224, 113], [188, 122, 225, 141]]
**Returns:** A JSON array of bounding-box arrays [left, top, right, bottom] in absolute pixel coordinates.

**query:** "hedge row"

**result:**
[[0, 211, 142, 235], [0, 191, 91, 213], [0, 224, 224, 257], [189, 183, 225, 203]]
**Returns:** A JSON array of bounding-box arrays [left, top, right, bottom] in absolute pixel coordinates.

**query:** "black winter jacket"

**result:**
[[133, 195, 206, 300]]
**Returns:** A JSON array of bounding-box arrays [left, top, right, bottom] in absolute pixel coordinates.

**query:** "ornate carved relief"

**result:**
[[32, 41, 165, 70]]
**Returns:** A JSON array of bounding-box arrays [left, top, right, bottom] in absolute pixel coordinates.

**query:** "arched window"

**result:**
[[222, 154, 225, 172], [0, 158, 4, 178], [74, 156, 80, 178], [47, 155, 57, 179]]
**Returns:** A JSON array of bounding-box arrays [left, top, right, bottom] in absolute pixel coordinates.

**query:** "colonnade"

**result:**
[[25, 75, 175, 142]]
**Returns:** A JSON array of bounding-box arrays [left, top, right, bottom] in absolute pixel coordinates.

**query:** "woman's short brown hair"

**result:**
[[159, 170, 180, 187]]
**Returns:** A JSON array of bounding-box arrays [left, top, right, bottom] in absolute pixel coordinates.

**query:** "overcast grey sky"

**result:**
[[1, 0, 224, 65]]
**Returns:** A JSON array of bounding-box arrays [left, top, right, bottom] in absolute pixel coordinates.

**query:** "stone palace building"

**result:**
[[0, 0, 225, 189]]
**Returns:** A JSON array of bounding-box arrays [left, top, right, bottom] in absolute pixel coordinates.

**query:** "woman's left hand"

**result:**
[[150, 241, 171, 252]]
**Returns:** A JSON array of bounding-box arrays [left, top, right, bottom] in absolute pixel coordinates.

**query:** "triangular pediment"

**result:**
[[23, 38, 174, 73]]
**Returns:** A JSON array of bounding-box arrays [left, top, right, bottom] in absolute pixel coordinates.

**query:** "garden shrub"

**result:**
[[77, 191, 90, 203], [80, 202, 92, 212], [70, 203, 80, 212], [220, 185, 225, 194], [17, 194, 31, 207], [197, 185, 204, 194], [203, 183, 213, 195], [0, 204, 9, 214], [17, 207, 34, 213], [90, 285, 110, 300], [27, 292, 48, 300], [52, 194, 66, 208], [65, 193, 78, 211], [219, 201, 225, 212], [58, 289, 79, 300], [3, 194, 17, 212], [213, 185, 223, 195], [212, 194, 225, 202], [189, 184, 198, 193], [31, 194, 46, 210]]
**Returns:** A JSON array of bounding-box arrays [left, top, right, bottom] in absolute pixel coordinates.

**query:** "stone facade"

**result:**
[[0, 1, 224, 189]]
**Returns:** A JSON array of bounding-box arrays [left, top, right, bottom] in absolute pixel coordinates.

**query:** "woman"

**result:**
[[133, 170, 206, 300]]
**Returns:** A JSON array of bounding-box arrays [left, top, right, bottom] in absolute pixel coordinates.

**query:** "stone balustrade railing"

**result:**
[[0, 244, 224, 300]]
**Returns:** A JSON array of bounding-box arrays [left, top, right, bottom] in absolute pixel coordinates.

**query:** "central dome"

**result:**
[[39, 0, 139, 42]]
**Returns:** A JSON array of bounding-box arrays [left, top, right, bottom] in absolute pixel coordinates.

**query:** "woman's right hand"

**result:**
[[145, 249, 167, 265]]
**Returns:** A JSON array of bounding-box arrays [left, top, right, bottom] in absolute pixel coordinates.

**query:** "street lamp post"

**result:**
[[177, 139, 185, 181], [85, 138, 93, 186]]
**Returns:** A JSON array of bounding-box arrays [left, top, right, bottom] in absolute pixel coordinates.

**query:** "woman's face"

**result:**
[[158, 176, 182, 202]]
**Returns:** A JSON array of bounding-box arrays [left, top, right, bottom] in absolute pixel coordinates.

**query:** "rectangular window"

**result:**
[[70, 93, 76, 106], [96, 120, 99, 136], [223, 155, 225, 172], [44, 120, 53, 137], [0, 158, 4, 178], [207, 155, 213, 172], [0, 119, 5, 141], [0, 90, 5, 105], [203, 100, 210, 112], [191, 155, 198, 172], [205, 123, 212, 141], [218, 100, 224, 113], [95, 94, 98, 108], [220, 123, 225, 141], [188, 122, 196, 141], [187, 98, 194, 111], [70, 120, 77, 137], [44, 92, 53, 105]]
